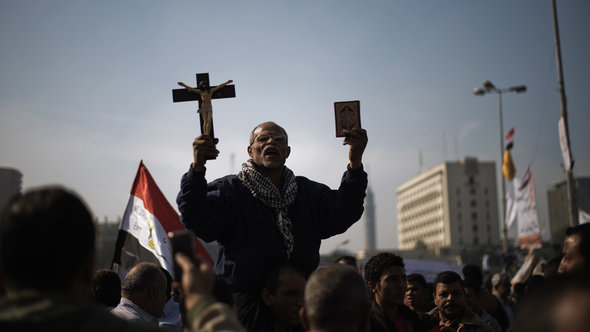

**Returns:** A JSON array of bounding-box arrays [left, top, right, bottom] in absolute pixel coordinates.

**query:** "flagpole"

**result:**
[[498, 92, 508, 253], [474, 81, 527, 254], [551, 0, 578, 226]]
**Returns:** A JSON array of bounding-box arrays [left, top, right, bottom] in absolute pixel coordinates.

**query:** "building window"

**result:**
[[456, 187, 461, 195], [485, 200, 489, 207], [473, 236, 479, 245], [471, 212, 478, 221], [459, 237, 463, 245], [457, 201, 462, 208], [486, 224, 491, 232], [470, 188, 476, 195], [468, 176, 474, 185], [458, 213, 462, 221], [473, 224, 478, 232], [458, 225, 463, 233], [470, 200, 477, 208], [484, 187, 488, 195]]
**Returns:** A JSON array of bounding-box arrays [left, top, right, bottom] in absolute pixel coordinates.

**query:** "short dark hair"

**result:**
[[0, 187, 95, 291], [305, 264, 370, 329], [364, 252, 405, 284], [92, 269, 121, 307], [462, 264, 483, 289], [565, 223, 590, 264], [407, 273, 428, 288], [249, 122, 288, 146], [433, 271, 463, 290]]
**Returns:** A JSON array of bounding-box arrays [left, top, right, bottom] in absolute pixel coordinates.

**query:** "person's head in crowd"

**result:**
[[301, 264, 370, 332], [491, 273, 511, 300], [462, 264, 483, 289], [119, 262, 168, 318], [512, 271, 590, 332], [334, 255, 358, 268], [405, 273, 430, 313], [0, 187, 95, 299], [364, 252, 406, 307], [261, 264, 306, 331], [558, 223, 590, 274], [463, 278, 483, 314], [92, 269, 121, 307], [433, 271, 466, 322]]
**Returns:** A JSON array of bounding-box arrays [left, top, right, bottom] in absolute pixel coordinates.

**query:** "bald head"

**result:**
[[249, 122, 288, 146], [120, 263, 168, 317]]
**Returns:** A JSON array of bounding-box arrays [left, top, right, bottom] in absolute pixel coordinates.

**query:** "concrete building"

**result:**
[[547, 177, 590, 244], [396, 157, 500, 250], [364, 185, 376, 251], [0, 167, 22, 210]]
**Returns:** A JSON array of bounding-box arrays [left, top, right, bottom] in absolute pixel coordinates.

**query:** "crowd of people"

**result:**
[[1, 121, 589, 331]]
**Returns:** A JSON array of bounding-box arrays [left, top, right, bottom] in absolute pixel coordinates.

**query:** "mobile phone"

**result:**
[[168, 230, 197, 282]]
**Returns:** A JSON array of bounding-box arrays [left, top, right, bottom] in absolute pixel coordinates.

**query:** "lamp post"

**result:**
[[473, 80, 526, 253]]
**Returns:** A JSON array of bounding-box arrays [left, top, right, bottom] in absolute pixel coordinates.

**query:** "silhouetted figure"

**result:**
[[300, 264, 370, 332], [462, 264, 509, 331], [261, 264, 305, 332], [92, 269, 121, 308], [405, 273, 434, 315], [0, 186, 244, 331], [513, 271, 590, 332]]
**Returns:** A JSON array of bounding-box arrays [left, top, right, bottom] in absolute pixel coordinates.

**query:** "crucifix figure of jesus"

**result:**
[[172, 73, 236, 138]]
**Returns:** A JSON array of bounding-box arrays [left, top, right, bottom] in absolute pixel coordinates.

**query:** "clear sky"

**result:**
[[1, 1, 589, 254]]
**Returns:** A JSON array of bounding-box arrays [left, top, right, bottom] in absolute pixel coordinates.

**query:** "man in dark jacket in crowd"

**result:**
[[176, 122, 368, 330], [426, 271, 492, 332]]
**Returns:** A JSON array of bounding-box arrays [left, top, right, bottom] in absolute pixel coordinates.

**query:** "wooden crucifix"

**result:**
[[172, 73, 236, 139]]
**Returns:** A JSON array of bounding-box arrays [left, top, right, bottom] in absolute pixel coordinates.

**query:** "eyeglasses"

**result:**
[[254, 134, 287, 143]]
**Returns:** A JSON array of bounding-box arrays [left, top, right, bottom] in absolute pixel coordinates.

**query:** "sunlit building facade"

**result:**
[[397, 157, 499, 250]]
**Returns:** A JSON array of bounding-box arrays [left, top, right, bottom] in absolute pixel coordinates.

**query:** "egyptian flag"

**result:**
[[112, 161, 212, 277], [502, 128, 516, 181]]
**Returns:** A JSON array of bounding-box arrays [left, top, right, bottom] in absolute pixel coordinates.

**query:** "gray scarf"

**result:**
[[237, 160, 298, 258]]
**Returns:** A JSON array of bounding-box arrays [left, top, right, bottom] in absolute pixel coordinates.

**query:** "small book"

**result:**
[[334, 100, 361, 137]]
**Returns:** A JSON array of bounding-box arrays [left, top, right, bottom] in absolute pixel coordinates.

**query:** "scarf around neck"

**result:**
[[237, 159, 298, 258]]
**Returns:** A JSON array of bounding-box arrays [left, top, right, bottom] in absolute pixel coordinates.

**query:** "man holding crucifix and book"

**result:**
[[175, 75, 368, 330]]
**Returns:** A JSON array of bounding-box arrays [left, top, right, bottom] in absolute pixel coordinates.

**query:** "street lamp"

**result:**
[[473, 80, 526, 253]]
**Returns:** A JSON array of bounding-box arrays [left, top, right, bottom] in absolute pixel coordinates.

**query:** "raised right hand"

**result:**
[[192, 135, 219, 171]]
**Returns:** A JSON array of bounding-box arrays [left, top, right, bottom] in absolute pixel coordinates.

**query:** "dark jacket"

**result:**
[[0, 292, 164, 332], [369, 301, 426, 332], [177, 165, 367, 293], [425, 307, 494, 332]]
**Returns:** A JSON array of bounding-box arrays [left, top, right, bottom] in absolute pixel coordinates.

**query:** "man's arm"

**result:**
[[176, 253, 245, 332], [342, 128, 368, 169], [177, 135, 226, 242]]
